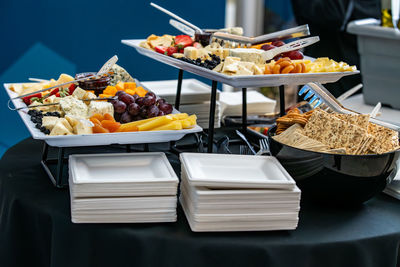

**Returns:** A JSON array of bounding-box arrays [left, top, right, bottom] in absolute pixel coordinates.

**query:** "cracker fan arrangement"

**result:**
[[273, 108, 399, 155]]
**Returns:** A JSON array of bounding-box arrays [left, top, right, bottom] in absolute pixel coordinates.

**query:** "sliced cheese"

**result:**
[[49, 120, 73, 136], [42, 116, 60, 131], [229, 48, 265, 64]]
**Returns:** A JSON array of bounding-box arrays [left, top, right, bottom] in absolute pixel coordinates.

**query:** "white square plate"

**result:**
[[180, 153, 296, 189], [69, 152, 178, 184]]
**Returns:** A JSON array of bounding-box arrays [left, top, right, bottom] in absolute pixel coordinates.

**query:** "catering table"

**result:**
[[1, 138, 400, 267]]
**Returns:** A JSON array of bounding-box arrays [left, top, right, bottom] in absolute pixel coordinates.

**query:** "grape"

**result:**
[[143, 96, 156, 106], [115, 91, 126, 97], [157, 110, 165, 116], [159, 103, 173, 114], [136, 97, 145, 107], [132, 115, 143, 121], [156, 98, 166, 106], [283, 50, 304, 60], [140, 106, 148, 118], [145, 92, 156, 98], [120, 112, 132, 123], [113, 100, 127, 114], [147, 105, 159, 118], [261, 44, 276, 51], [132, 94, 139, 101], [119, 94, 135, 105], [272, 40, 285, 47], [114, 112, 122, 122], [128, 103, 140, 116]]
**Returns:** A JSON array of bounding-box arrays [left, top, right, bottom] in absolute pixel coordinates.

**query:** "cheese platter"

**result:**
[[122, 39, 359, 88]]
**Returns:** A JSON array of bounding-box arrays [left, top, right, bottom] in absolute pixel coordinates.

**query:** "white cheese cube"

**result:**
[[42, 116, 60, 131], [229, 48, 265, 64], [87, 101, 114, 118], [59, 96, 88, 118], [184, 47, 199, 60], [72, 87, 87, 100], [49, 120, 73, 136]]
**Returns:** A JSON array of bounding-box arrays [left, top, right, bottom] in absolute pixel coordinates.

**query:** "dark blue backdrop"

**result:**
[[0, 0, 225, 156]]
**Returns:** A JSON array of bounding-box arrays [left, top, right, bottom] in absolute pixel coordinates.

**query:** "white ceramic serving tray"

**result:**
[[122, 39, 359, 88], [69, 152, 178, 184], [180, 153, 296, 189], [142, 79, 220, 104], [4, 83, 202, 147]]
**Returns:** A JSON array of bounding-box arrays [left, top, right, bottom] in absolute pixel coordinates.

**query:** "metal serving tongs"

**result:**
[[299, 82, 400, 132], [150, 2, 203, 34], [8, 55, 118, 110], [211, 24, 310, 47], [9, 96, 118, 111]]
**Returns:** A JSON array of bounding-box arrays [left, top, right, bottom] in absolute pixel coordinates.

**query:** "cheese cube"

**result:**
[[72, 87, 87, 100], [184, 47, 200, 60], [59, 96, 88, 118], [42, 116, 60, 131], [49, 120, 73, 136], [87, 101, 114, 117]]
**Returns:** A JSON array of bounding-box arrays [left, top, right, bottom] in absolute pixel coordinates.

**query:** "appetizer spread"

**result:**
[[8, 65, 197, 136], [140, 34, 357, 76], [273, 108, 399, 155]]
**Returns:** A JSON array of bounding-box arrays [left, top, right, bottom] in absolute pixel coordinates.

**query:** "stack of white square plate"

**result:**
[[69, 152, 179, 223], [179, 153, 301, 232], [142, 79, 221, 129]]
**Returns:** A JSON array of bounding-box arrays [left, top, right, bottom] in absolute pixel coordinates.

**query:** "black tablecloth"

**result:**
[[1, 138, 400, 267]]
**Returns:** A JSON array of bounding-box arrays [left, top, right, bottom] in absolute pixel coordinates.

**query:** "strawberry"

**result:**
[[174, 35, 193, 49], [68, 84, 76, 94], [49, 88, 59, 96], [22, 93, 42, 105], [166, 46, 179, 56], [154, 46, 168, 54]]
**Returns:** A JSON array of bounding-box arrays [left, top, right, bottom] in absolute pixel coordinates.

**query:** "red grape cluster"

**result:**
[[261, 40, 304, 61], [111, 91, 173, 123]]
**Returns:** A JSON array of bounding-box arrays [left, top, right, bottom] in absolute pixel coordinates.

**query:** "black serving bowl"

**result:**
[[268, 126, 399, 205]]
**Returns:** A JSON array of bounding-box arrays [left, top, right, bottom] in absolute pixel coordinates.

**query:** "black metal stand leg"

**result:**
[[279, 85, 286, 116], [242, 87, 247, 133], [175, 69, 184, 110], [55, 147, 65, 188], [207, 81, 218, 153]]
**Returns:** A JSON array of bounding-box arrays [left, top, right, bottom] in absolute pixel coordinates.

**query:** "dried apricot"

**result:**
[[103, 113, 115, 122], [92, 124, 110, 134], [91, 113, 104, 121], [89, 117, 102, 126], [101, 120, 121, 132]]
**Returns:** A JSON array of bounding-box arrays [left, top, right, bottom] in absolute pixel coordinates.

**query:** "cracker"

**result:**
[[367, 123, 399, 154], [303, 109, 368, 154], [334, 114, 370, 132]]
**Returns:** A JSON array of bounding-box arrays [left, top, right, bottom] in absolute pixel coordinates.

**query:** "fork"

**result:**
[[256, 138, 271, 155], [298, 82, 400, 131], [239, 145, 253, 155]]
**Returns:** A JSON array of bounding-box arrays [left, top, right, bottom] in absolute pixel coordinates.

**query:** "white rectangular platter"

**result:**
[[122, 39, 359, 88], [4, 83, 202, 147]]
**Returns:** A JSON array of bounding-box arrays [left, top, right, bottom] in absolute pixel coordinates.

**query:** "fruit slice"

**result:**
[[101, 120, 121, 132], [171, 113, 188, 120], [152, 120, 183, 131], [92, 124, 109, 134], [116, 123, 138, 132], [137, 115, 173, 131], [103, 113, 115, 122], [90, 113, 104, 121]]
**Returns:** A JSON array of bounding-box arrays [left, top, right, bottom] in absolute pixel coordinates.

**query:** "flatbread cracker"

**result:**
[[367, 123, 399, 154], [334, 114, 370, 132], [303, 109, 368, 154]]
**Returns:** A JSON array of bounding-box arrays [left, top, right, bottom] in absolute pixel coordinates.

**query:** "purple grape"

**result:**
[[145, 92, 156, 98], [143, 96, 156, 106], [159, 103, 173, 114], [156, 98, 166, 106], [114, 112, 122, 122], [261, 44, 276, 51], [115, 91, 126, 97], [132, 94, 139, 101], [128, 103, 140, 116], [140, 106, 148, 118], [113, 100, 127, 114], [147, 105, 159, 118], [120, 112, 133, 123], [157, 110, 165, 116], [119, 94, 135, 105], [136, 97, 145, 107], [132, 115, 143, 121]]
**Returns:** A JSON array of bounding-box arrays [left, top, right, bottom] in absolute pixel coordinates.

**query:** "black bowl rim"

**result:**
[[267, 125, 400, 158]]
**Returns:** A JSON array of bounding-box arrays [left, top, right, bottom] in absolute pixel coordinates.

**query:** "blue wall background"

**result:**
[[0, 0, 225, 157]]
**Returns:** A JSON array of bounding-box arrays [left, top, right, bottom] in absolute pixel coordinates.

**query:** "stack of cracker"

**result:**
[[300, 109, 399, 155]]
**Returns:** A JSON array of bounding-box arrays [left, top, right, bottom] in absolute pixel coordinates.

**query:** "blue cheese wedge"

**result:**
[[59, 96, 88, 118], [109, 64, 135, 86], [87, 101, 114, 117]]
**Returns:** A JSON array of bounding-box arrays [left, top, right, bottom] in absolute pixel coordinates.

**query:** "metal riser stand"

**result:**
[[173, 69, 287, 153]]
